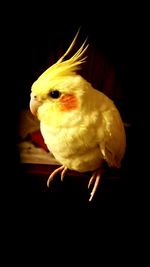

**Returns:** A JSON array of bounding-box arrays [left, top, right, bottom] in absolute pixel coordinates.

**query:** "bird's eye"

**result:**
[[49, 90, 61, 99]]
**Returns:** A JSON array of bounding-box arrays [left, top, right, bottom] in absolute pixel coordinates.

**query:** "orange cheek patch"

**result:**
[[60, 94, 78, 111]]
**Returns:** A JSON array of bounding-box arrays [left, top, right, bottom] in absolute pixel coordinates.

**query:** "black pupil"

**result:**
[[49, 90, 61, 99]]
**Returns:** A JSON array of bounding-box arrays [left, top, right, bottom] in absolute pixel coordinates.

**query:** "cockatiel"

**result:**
[[30, 30, 126, 201]]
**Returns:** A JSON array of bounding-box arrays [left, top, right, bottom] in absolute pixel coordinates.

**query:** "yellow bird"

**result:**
[[29, 30, 126, 201]]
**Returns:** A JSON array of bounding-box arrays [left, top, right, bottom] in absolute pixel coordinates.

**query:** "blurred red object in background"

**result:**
[[30, 130, 49, 152]]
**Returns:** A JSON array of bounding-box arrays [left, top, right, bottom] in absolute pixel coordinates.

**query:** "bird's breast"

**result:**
[[40, 122, 103, 172]]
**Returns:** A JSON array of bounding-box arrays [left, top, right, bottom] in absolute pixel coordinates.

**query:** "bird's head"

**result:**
[[30, 29, 90, 126]]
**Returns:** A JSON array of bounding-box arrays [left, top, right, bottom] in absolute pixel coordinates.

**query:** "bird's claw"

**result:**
[[47, 165, 67, 187], [88, 170, 102, 201], [47, 165, 102, 202], [60, 166, 68, 182]]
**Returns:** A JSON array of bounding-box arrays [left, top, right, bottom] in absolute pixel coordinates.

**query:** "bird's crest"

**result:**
[[36, 28, 89, 82]]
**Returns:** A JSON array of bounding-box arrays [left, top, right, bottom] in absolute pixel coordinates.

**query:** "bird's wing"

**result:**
[[98, 107, 126, 168]]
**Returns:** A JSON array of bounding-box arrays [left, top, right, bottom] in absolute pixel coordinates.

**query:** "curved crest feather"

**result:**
[[37, 28, 89, 81]]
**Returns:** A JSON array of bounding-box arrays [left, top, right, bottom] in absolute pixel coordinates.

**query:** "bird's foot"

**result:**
[[47, 165, 68, 187], [88, 169, 105, 201]]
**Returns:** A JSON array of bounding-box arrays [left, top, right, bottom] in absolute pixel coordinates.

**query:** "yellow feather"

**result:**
[[32, 28, 89, 95], [30, 29, 126, 201]]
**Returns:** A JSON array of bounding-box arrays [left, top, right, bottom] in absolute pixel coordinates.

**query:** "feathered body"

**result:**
[[30, 30, 126, 200], [39, 77, 125, 172]]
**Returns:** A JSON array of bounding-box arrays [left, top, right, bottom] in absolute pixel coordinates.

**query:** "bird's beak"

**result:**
[[29, 92, 41, 116]]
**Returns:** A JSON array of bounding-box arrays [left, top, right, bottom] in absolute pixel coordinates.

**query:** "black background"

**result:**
[[2, 3, 147, 257]]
